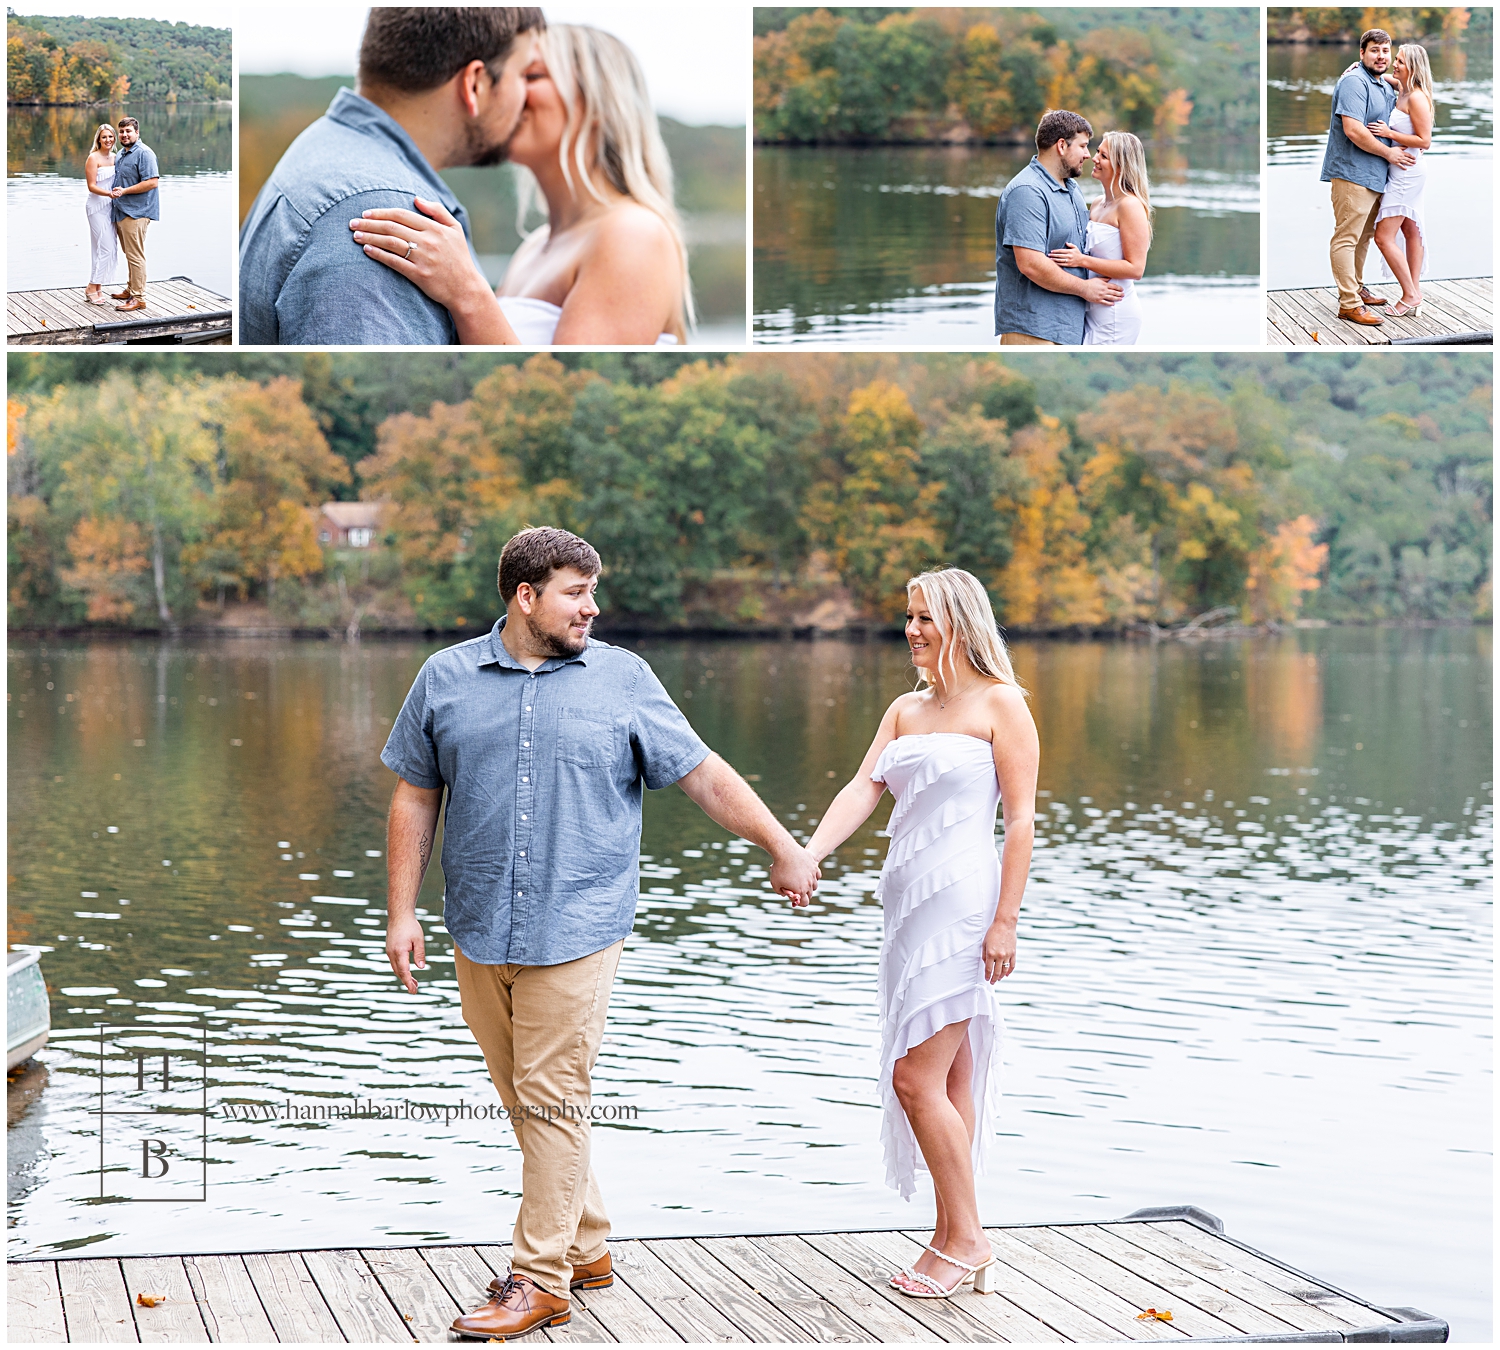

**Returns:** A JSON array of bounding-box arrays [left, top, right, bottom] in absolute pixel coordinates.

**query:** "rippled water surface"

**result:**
[[753, 142, 1261, 345], [7, 631, 1491, 1340], [1266, 38, 1493, 288]]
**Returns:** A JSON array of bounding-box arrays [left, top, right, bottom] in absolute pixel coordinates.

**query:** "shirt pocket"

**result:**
[[555, 707, 622, 768]]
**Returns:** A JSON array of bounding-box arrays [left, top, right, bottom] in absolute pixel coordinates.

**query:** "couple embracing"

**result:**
[[241, 8, 690, 345], [994, 109, 1155, 346], [381, 527, 1040, 1339], [82, 116, 159, 312]]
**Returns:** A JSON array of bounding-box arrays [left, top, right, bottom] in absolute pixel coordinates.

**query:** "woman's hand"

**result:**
[[1048, 243, 1088, 270], [350, 196, 494, 311], [982, 919, 1017, 983], [1368, 119, 1394, 139]]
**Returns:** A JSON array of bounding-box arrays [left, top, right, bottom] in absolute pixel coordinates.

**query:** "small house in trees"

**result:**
[[318, 502, 383, 549]]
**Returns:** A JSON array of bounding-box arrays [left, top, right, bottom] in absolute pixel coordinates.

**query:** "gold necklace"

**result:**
[[936, 677, 981, 709]]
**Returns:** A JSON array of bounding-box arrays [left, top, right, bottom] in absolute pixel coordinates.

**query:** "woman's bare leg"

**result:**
[[1374, 216, 1418, 304], [890, 1022, 990, 1292], [1401, 218, 1424, 302]]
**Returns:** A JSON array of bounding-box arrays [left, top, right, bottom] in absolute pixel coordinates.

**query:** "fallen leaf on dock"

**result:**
[[136, 1293, 166, 1307], [1310, 330, 1320, 342], [1137, 1307, 1173, 1321]]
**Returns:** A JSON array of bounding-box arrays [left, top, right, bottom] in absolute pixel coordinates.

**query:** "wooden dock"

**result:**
[[1266, 278, 1491, 347], [7, 1210, 1447, 1343], [7, 278, 232, 346]]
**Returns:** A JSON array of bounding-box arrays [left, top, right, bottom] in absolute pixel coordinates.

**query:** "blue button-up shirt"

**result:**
[[380, 619, 711, 967], [112, 140, 160, 222], [239, 88, 477, 345], [994, 156, 1090, 345], [1321, 64, 1397, 193]]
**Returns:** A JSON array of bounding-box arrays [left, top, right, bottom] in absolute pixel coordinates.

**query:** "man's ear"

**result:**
[[457, 59, 489, 118], [514, 582, 536, 616]]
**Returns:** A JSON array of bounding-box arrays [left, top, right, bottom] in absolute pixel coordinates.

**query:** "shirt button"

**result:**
[[526, 706, 532, 712], [517, 891, 523, 897], [523, 741, 530, 747], [519, 850, 525, 857], [521, 814, 527, 821], [522, 776, 529, 783]]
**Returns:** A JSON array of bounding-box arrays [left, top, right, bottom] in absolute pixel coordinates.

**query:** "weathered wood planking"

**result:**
[[7, 278, 232, 345], [1266, 277, 1493, 346], [8, 1217, 1439, 1343]]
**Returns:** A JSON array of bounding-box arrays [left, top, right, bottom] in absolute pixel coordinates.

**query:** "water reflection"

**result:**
[[753, 142, 1260, 345], [6, 631, 1491, 1340], [1265, 38, 1493, 288]]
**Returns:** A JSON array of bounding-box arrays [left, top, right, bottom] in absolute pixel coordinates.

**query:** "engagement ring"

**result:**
[[404, 242, 415, 261]]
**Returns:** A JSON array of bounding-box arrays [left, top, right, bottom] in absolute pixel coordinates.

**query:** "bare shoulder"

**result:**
[[590, 202, 677, 263], [979, 681, 1036, 733], [885, 689, 925, 726], [1118, 194, 1150, 222]]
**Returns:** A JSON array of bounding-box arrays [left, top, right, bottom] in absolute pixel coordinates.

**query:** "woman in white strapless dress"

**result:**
[[351, 25, 691, 346], [1049, 130, 1152, 345], [84, 123, 120, 305], [803, 568, 1039, 1300], [1368, 45, 1434, 317]]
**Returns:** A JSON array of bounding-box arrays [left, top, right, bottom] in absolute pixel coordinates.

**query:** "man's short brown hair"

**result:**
[[1036, 109, 1093, 153], [1360, 28, 1393, 50], [498, 527, 602, 605], [359, 7, 545, 94], [116, 116, 138, 131]]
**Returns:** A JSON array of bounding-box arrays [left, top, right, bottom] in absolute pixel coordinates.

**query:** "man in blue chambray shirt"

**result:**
[[109, 117, 159, 312], [993, 110, 1123, 345], [380, 527, 820, 1340], [1320, 28, 1415, 326], [239, 8, 533, 345]]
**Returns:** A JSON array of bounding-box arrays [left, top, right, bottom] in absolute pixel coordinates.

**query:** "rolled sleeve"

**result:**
[[380, 662, 445, 788], [630, 664, 711, 790], [277, 189, 457, 345], [136, 146, 160, 179], [1001, 184, 1051, 253]]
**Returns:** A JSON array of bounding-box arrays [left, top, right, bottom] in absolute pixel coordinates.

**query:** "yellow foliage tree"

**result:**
[[1244, 516, 1329, 623], [60, 516, 149, 621]]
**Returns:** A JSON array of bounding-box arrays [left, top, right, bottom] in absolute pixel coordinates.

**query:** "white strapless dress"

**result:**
[[498, 295, 679, 347], [872, 733, 1004, 1199], [86, 162, 119, 285], [1376, 108, 1429, 281], [1081, 219, 1142, 346]]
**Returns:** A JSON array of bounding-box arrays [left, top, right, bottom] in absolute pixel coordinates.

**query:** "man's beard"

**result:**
[[1064, 161, 1083, 178], [525, 611, 590, 658], [462, 105, 524, 167]]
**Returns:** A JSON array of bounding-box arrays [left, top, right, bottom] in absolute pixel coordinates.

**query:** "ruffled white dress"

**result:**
[[872, 733, 1004, 1199], [497, 295, 679, 346], [1376, 108, 1429, 282], [86, 161, 120, 286], [1081, 219, 1142, 345]]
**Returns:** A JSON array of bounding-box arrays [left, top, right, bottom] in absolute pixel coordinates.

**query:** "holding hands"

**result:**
[[772, 845, 821, 908]]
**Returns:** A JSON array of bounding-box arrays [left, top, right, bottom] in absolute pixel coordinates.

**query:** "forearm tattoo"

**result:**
[[418, 832, 431, 879]]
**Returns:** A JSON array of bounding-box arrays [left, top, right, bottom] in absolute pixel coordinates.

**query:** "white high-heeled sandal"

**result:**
[[890, 1245, 998, 1298]]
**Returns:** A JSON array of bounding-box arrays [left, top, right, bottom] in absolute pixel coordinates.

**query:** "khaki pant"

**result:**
[[1329, 179, 1381, 311], [115, 216, 150, 299], [455, 939, 623, 1298], [999, 332, 1057, 346]]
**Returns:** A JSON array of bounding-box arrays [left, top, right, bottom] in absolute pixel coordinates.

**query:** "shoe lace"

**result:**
[[491, 1272, 531, 1308]]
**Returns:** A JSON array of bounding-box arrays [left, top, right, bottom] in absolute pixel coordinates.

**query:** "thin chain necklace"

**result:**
[[935, 676, 981, 709]]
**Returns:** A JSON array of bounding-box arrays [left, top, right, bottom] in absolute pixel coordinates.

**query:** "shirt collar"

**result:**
[[1029, 155, 1072, 193], [324, 87, 466, 213], [479, 616, 591, 671]]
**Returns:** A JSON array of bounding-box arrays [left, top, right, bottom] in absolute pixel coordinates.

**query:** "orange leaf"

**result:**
[[136, 1294, 164, 1307], [1310, 330, 1319, 342], [1137, 1307, 1174, 1322]]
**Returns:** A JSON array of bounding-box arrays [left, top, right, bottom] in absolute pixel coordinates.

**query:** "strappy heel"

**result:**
[[1389, 299, 1421, 318], [890, 1245, 998, 1298]]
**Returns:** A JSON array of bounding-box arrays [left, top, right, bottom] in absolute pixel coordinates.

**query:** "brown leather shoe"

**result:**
[[489, 1251, 612, 1296], [110, 289, 132, 300], [1358, 286, 1388, 307], [451, 1272, 569, 1340], [1337, 305, 1383, 326], [115, 298, 147, 312]]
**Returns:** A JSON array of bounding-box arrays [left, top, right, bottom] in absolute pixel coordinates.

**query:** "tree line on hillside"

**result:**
[[754, 6, 1260, 144], [1267, 7, 1483, 43], [7, 14, 231, 104], [7, 353, 1490, 635]]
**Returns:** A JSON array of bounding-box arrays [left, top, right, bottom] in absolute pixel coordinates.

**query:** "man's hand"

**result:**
[[110, 186, 123, 197], [770, 846, 821, 908], [386, 912, 427, 994], [1386, 146, 1416, 168], [1083, 278, 1125, 306]]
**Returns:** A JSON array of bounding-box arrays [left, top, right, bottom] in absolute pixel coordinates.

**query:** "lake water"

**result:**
[[753, 142, 1261, 346], [6, 104, 234, 297], [1266, 39, 1493, 289], [6, 630, 1491, 1340]]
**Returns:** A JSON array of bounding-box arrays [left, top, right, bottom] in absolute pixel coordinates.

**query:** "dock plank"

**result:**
[[120, 1257, 209, 1343], [242, 1251, 345, 1343], [1266, 278, 1492, 346], [363, 1248, 463, 1344], [697, 1234, 878, 1342], [1145, 1222, 1394, 1330], [1014, 1226, 1268, 1337], [182, 1255, 278, 1344], [9, 1260, 69, 1342], [607, 1239, 744, 1343], [643, 1238, 810, 1342], [300, 1249, 413, 1343], [570, 1252, 682, 1343], [57, 1258, 139, 1343], [7, 279, 232, 346], [1113, 1224, 1355, 1333], [751, 1234, 942, 1342]]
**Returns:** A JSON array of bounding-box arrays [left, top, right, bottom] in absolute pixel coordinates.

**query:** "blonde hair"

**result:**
[[906, 569, 1026, 698], [1101, 130, 1153, 237], [90, 123, 117, 153], [1396, 44, 1434, 107], [517, 24, 695, 333]]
